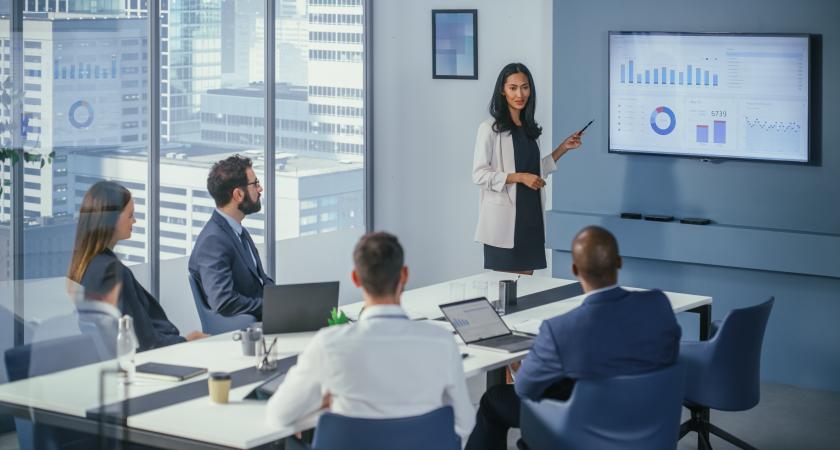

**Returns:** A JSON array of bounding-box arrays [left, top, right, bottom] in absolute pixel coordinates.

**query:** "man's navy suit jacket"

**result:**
[[188, 210, 274, 319], [515, 287, 681, 400]]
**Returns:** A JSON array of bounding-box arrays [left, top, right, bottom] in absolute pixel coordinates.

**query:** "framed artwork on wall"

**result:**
[[432, 9, 478, 79]]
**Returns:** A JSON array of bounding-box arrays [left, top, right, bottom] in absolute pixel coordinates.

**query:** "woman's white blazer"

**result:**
[[472, 118, 557, 249]]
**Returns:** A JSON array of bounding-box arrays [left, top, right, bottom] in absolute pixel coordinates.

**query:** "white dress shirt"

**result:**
[[266, 304, 475, 440]]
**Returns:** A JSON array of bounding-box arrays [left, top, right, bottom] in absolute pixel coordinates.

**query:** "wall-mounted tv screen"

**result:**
[[609, 32, 811, 163]]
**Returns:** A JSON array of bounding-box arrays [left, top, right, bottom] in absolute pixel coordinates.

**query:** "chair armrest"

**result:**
[[679, 339, 712, 367], [679, 339, 716, 404]]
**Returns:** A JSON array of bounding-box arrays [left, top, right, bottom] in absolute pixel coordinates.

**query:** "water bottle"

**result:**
[[116, 315, 138, 383]]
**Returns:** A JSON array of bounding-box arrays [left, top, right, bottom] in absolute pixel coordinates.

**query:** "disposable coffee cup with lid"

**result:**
[[208, 372, 232, 404]]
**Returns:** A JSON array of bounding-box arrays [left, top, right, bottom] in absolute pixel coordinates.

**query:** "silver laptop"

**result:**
[[440, 297, 533, 353]]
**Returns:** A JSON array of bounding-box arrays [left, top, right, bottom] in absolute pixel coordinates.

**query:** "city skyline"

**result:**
[[0, 0, 367, 281]]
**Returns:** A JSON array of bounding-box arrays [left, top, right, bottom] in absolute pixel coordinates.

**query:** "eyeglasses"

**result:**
[[245, 179, 261, 188]]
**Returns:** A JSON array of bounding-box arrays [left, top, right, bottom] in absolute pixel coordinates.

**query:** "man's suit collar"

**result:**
[[583, 285, 625, 305], [210, 210, 261, 281]]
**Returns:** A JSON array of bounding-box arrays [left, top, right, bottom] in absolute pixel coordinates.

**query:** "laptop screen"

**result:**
[[440, 297, 510, 343], [262, 281, 339, 334]]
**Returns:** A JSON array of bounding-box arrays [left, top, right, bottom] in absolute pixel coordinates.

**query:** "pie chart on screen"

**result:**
[[650, 106, 676, 135]]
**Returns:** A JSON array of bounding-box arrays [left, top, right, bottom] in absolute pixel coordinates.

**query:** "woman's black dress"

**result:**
[[484, 126, 547, 271], [81, 249, 185, 351]]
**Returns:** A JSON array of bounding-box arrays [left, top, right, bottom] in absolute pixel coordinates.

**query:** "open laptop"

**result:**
[[262, 281, 339, 334], [440, 297, 534, 353]]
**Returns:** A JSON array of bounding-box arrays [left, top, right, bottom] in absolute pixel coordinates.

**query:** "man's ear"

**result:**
[[350, 269, 362, 288], [616, 256, 623, 270], [571, 263, 579, 277], [400, 266, 409, 286], [231, 187, 244, 204]]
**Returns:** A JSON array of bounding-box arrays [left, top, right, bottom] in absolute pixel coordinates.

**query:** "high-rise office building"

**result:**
[[160, 0, 222, 142], [305, 0, 364, 156], [199, 83, 310, 151], [220, 0, 264, 87], [23, 0, 125, 14], [68, 144, 362, 263], [0, 16, 147, 223], [0, 12, 147, 280], [121, 0, 224, 142]]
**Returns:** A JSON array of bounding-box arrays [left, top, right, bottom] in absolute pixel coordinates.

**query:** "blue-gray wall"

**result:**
[[550, 0, 840, 391]]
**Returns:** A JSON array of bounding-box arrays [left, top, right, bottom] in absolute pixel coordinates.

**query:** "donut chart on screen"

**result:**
[[68, 100, 95, 129], [650, 106, 676, 135]]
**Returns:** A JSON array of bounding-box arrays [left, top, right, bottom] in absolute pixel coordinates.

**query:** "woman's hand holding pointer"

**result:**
[[551, 130, 585, 161]]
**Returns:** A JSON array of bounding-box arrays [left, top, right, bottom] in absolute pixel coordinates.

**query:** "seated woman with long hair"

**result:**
[[68, 181, 206, 351]]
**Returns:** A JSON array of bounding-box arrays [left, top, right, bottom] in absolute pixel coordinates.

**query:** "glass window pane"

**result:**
[[8, 6, 150, 303], [160, 0, 265, 266], [1, 8, 148, 438], [273, 0, 366, 300]]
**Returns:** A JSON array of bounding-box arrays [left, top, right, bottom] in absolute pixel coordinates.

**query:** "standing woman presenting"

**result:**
[[473, 63, 585, 274]]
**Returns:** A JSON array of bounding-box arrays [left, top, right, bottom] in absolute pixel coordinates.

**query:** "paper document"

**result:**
[[508, 318, 543, 336]]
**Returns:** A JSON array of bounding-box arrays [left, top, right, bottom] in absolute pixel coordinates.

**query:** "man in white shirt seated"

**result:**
[[266, 232, 475, 441]]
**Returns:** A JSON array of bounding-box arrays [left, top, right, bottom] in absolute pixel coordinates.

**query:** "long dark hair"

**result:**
[[489, 62, 542, 140], [68, 181, 132, 283]]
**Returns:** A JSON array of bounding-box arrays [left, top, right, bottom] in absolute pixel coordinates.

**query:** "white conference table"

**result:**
[[0, 273, 712, 449]]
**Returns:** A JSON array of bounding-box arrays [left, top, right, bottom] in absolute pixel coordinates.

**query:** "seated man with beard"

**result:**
[[189, 155, 274, 321]]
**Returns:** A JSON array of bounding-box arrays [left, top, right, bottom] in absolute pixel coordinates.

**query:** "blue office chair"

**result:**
[[291, 406, 460, 450], [0, 305, 31, 434], [520, 363, 685, 450], [5, 333, 105, 450], [678, 297, 774, 450], [188, 274, 257, 334]]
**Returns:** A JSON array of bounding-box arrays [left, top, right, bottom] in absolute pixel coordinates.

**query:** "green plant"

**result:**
[[0, 75, 52, 197], [327, 307, 350, 326]]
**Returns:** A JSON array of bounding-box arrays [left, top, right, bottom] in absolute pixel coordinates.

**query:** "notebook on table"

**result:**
[[135, 362, 207, 381]]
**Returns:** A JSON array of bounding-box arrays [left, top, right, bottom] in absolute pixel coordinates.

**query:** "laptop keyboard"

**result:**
[[483, 334, 528, 345]]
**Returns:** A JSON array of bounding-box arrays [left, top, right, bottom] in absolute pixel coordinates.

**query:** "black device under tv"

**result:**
[[608, 31, 812, 164], [644, 214, 674, 222], [680, 217, 712, 225], [620, 212, 643, 219]]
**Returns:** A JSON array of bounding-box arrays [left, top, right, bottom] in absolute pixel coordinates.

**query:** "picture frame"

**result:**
[[432, 9, 478, 79]]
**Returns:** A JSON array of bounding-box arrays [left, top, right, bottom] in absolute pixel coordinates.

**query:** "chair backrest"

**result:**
[[311, 406, 460, 450], [521, 364, 685, 450], [4, 333, 105, 450], [0, 305, 31, 434], [188, 274, 256, 334], [5, 333, 104, 382], [683, 297, 774, 411]]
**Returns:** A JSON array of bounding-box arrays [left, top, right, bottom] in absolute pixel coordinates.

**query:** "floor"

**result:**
[[1, 382, 838, 450], [0, 432, 14, 450], [673, 382, 840, 450], [505, 382, 840, 450]]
